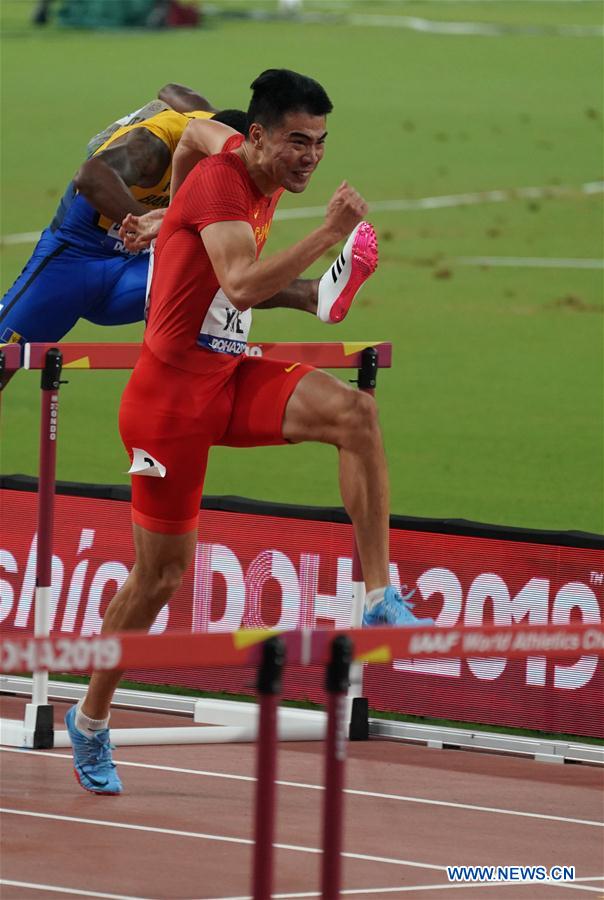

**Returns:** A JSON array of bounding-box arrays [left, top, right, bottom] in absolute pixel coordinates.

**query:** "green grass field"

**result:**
[[1, 0, 603, 533]]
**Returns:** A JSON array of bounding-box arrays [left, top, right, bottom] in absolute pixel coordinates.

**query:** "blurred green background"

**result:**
[[1, 0, 602, 532]]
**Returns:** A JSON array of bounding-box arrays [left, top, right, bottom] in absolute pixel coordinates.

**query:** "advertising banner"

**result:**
[[1, 486, 602, 737]]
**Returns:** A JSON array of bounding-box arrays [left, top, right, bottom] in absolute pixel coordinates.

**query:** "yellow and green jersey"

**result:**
[[52, 108, 213, 256]]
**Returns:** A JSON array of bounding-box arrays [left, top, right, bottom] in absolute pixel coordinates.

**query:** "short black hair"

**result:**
[[247, 69, 333, 131], [212, 108, 248, 136]]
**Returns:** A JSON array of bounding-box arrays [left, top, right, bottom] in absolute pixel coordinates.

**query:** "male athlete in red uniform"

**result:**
[[65, 69, 434, 795]]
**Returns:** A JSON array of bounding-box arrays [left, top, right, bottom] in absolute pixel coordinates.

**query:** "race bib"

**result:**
[[197, 288, 252, 356]]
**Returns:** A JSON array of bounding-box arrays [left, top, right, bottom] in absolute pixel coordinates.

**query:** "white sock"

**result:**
[[365, 586, 388, 610], [75, 699, 109, 738]]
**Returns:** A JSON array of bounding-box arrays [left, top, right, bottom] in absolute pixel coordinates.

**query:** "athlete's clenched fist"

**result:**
[[324, 181, 369, 242]]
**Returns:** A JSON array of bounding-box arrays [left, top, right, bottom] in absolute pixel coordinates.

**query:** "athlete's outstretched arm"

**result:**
[[157, 83, 216, 113], [74, 128, 171, 223], [170, 119, 238, 201], [202, 182, 367, 310]]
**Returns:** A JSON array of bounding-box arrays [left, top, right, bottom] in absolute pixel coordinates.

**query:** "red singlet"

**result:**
[[120, 135, 312, 534], [145, 134, 282, 373]]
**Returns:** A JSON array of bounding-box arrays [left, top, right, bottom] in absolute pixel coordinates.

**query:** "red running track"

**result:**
[[1, 696, 602, 899]]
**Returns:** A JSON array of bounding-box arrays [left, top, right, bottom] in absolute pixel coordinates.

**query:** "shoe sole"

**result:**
[[329, 222, 378, 323]]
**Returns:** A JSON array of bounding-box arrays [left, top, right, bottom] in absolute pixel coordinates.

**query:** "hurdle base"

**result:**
[[46, 705, 326, 747], [28, 703, 55, 749], [348, 696, 369, 741], [0, 719, 30, 748], [194, 698, 327, 741], [8, 701, 328, 748], [0, 685, 337, 748], [0, 704, 54, 749]]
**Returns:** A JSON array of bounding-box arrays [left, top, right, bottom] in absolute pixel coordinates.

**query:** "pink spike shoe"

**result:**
[[317, 221, 379, 324]]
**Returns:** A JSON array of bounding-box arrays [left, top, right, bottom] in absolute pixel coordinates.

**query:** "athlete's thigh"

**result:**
[[86, 253, 148, 326], [281, 367, 361, 444], [0, 234, 92, 343], [220, 356, 313, 448]]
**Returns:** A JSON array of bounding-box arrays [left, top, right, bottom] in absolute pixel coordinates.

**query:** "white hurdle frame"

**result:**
[[0, 342, 387, 748]]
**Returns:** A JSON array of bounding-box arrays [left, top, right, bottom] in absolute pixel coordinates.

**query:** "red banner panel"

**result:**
[[1, 487, 602, 737]]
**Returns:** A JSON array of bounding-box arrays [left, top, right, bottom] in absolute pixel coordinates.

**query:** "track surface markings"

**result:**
[[0, 881, 152, 900], [2, 880, 602, 900], [2, 181, 602, 246], [2, 747, 600, 828], [454, 256, 604, 270], [276, 181, 604, 221], [204, 878, 604, 898], [1, 807, 447, 871]]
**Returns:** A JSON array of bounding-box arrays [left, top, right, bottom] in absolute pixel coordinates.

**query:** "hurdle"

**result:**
[[0, 340, 392, 749], [4, 621, 601, 897]]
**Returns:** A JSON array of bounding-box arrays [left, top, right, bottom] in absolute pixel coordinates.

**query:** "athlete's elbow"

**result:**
[[158, 83, 179, 102], [73, 159, 99, 197], [220, 281, 256, 311], [225, 289, 252, 312]]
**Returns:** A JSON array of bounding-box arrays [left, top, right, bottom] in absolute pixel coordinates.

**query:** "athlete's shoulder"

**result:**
[[127, 109, 189, 153], [183, 110, 215, 123], [188, 152, 251, 203], [195, 148, 248, 180], [94, 108, 195, 157], [175, 153, 252, 226]]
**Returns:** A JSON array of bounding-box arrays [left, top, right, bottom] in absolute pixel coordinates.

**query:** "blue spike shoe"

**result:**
[[65, 705, 123, 795], [362, 585, 435, 627]]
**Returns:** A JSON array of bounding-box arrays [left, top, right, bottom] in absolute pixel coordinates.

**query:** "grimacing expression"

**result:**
[[253, 111, 327, 193]]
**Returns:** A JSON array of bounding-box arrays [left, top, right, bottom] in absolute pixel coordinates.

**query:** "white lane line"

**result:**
[[0, 881, 152, 900], [346, 13, 604, 37], [202, 878, 604, 899], [2, 747, 600, 828], [275, 181, 604, 221], [2, 182, 602, 246], [5, 878, 603, 900], [0, 231, 41, 246], [1, 807, 444, 871], [551, 887, 604, 895], [454, 256, 604, 270], [227, 4, 604, 37]]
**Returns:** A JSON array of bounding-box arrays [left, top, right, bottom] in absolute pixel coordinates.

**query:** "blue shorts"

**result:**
[[0, 228, 148, 344]]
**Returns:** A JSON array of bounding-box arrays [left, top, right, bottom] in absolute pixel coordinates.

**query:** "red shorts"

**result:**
[[119, 345, 312, 534]]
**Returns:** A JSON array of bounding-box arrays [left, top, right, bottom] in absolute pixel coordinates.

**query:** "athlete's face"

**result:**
[[252, 111, 327, 193]]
